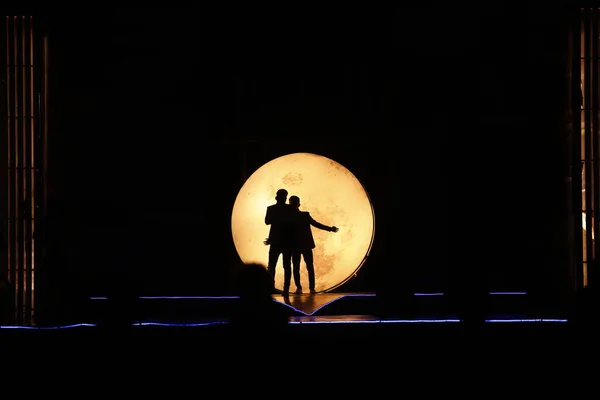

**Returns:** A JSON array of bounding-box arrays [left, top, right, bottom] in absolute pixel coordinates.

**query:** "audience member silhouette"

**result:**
[[264, 188, 293, 295], [229, 263, 290, 332], [287, 195, 338, 294]]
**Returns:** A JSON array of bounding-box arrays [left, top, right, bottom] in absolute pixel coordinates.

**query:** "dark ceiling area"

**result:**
[[4, 6, 576, 296]]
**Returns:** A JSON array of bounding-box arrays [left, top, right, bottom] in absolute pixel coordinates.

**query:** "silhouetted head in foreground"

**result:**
[[230, 263, 289, 331], [275, 189, 288, 205], [235, 263, 275, 301]]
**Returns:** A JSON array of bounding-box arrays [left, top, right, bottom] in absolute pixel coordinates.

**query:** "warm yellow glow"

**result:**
[[231, 152, 375, 293]]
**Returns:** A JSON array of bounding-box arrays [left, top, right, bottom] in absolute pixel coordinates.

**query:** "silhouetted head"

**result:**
[[234, 263, 274, 301], [275, 189, 288, 204], [229, 263, 289, 332], [289, 195, 300, 210]]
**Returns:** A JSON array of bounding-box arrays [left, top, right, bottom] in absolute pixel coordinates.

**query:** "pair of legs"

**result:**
[[267, 245, 291, 294], [292, 248, 315, 293]]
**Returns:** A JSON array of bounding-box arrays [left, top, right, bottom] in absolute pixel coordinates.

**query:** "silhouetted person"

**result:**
[[287, 195, 338, 294], [264, 188, 293, 295], [229, 263, 290, 332]]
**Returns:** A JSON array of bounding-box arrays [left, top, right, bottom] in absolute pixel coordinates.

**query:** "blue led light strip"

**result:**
[[0, 323, 97, 329], [0, 318, 568, 329]]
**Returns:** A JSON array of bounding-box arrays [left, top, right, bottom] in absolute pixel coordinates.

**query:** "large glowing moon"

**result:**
[[231, 152, 375, 293]]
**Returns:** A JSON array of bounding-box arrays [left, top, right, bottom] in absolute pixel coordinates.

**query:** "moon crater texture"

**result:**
[[231, 152, 375, 293]]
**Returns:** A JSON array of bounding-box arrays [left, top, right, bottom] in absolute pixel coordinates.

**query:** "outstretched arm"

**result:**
[[309, 215, 338, 232]]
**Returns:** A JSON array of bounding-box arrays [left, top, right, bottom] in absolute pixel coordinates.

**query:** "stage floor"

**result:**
[[273, 292, 376, 315], [0, 295, 578, 381], [81, 291, 568, 325]]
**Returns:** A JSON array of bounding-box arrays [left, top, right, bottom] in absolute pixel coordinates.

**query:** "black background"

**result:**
[[13, 5, 572, 303]]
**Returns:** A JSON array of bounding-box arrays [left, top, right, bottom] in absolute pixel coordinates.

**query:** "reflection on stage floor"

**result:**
[[273, 292, 376, 315], [82, 291, 566, 325]]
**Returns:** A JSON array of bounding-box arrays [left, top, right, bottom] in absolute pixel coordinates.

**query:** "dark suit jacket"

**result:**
[[265, 203, 292, 247], [289, 211, 331, 250]]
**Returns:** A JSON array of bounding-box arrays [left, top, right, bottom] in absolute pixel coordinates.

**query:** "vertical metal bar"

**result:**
[[15, 16, 24, 323], [6, 17, 13, 299], [566, 12, 576, 294], [0, 18, 8, 281], [585, 9, 593, 287], [24, 16, 33, 322], [593, 8, 600, 288], [8, 17, 17, 317], [32, 28, 43, 320], [20, 15, 27, 321], [30, 17, 37, 319], [573, 10, 583, 291], [34, 33, 47, 307], [37, 35, 48, 308], [20, 15, 27, 322], [42, 34, 47, 219]]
